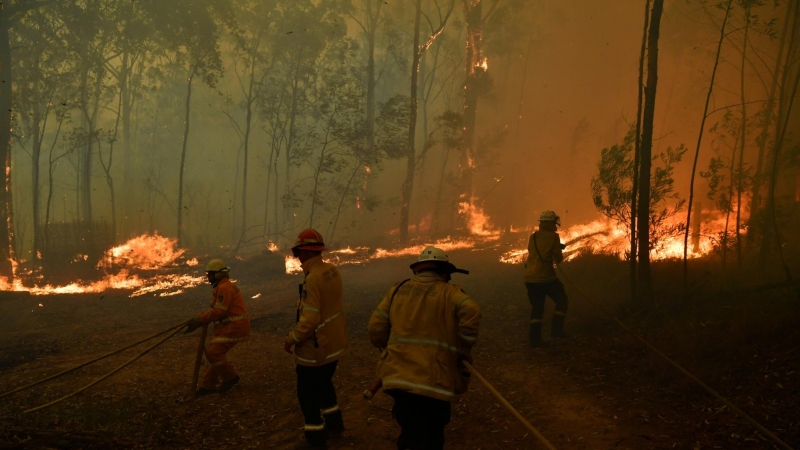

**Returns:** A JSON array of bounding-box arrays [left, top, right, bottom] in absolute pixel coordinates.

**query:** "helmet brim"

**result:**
[[410, 260, 469, 275], [292, 244, 327, 252]]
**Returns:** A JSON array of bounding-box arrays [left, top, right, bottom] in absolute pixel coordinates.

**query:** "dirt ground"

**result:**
[[0, 249, 798, 449]]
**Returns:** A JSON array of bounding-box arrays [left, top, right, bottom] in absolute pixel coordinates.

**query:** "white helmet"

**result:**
[[539, 210, 561, 225], [409, 246, 469, 274]]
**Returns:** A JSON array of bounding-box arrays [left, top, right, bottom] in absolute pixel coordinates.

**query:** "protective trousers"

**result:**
[[201, 342, 238, 389], [389, 390, 451, 450], [296, 361, 344, 447], [525, 281, 569, 346]]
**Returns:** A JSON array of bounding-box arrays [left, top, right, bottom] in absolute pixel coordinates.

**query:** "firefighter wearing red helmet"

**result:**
[[284, 229, 347, 449], [524, 210, 569, 347]]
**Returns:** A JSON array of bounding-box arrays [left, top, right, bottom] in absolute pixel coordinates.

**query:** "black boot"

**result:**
[[218, 375, 240, 393], [551, 314, 568, 338], [528, 321, 542, 347], [323, 409, 345, 437]]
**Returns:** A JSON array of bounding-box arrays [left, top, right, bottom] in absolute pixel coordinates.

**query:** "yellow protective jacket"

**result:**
[[524, 224, 564, 284], [367, 272, 481, 403], [198, 277, 250, 344], [286, 256, 348, 367]]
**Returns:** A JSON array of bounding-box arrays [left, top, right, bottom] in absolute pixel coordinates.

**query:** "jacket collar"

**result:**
[[212, 276, 230, 290], [412, 271, 447, 283], [301, 255, 324, 274]]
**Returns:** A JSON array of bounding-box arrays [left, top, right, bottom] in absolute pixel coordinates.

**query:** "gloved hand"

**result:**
[[185, 318, 203, 334], [560, 243, 566, 250], [284, 341, 294, 354]]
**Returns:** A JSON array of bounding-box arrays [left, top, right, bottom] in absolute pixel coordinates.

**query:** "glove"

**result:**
[[560, 243, 566, 250], [284, 341, 294, 354], [185, 318, 203, 334]]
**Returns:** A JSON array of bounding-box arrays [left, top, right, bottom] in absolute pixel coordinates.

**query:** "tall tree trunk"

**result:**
[[241, 52, 256, 243], [0, 6, 15, 278], [365, 0, 378, 154], [31, 100, 42, 261], [759, 2, 799, 271], [631, 0, 651, 301], [45, 114, 66, 255], [736, 9, 750, 267], [120, 51, 132, 238], [284, 72, 300, 234], [400, 0, 423, 243], [512, 32, 535, 233], [177, 68, 197, 247], [683, 0, 733, 294], [749, 0, 793, 235], [459, 0, 483, 212], [637, 0, 665, 304]]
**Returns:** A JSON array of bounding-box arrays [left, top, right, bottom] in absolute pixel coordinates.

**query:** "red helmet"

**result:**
[[292, 228, 328, 251]]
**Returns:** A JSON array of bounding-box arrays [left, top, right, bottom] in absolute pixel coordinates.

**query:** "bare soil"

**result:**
[[0, 250, 798, 449]]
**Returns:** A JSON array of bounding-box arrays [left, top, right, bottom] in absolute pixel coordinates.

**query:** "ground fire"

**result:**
[[1, 1, 798, 449]]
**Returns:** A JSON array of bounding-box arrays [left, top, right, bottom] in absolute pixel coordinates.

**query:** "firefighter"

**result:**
[[368, 246, 481, 450], [186, 259, 250, 395], [284, 229, 347, 449], [524, 210, 569, 347]]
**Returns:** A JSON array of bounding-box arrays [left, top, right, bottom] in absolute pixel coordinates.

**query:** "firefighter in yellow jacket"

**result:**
[[524, 210, 569, 347], [186, 259, 250, 395], [368, 246, 481, 450], [284, 229, 347, 449]]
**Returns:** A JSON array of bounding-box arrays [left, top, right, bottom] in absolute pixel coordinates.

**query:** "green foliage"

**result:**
[[591, 126, 688, 251]]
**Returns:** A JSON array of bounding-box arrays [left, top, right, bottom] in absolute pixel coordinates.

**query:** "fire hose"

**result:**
[[362, 364, 557, 450], [556, 266, 795, 450], [0, 320, 190, 413]]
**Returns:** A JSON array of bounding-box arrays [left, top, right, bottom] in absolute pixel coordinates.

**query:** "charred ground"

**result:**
[[0, 249, 798, 449]]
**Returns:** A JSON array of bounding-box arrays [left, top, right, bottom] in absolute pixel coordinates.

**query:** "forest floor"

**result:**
[[0, 248, 798, 449]]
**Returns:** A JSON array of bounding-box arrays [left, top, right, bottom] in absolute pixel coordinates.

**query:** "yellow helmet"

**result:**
[[205, 258, 230, 272]]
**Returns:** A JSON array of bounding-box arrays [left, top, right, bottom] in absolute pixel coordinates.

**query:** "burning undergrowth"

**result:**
[[0, 233, 204, 297]]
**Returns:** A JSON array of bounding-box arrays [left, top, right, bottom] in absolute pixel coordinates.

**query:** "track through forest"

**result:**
[[0, 250, 797, 449]]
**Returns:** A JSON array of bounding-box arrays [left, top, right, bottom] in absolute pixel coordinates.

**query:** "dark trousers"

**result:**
[[525, 281, 569, 342], [390, 390, 451, 450], [296, 361, 343, 446]]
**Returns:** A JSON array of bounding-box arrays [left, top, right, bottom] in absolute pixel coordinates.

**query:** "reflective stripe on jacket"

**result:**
[[287, 255, 348, 367], [367, 272, 481, 402], [523, 227, 564, 283], [199, 278, 251, 341]]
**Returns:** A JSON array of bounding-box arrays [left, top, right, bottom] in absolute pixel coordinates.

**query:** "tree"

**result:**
[[148, 0, 227, 246], [592, 128, 687, 256], [637, 0, 665, 303], [399, 0, 455, 243], [683, 0, 733, 293], [0, 0, 58, 278]]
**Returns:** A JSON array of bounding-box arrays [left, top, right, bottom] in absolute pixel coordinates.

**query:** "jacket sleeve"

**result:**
[[553, 233, 564, 264], [289, 274, 322, 344], [453, 289, 481, 352], [367, 287, 394, 349], [198, 285, 233, 323]]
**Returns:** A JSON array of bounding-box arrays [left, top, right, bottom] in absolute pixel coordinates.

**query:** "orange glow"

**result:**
[[267, 241, 279, 252], [0, 234, 204, 297], [499, 211, 732, 265], [458, 199, 499, 237]]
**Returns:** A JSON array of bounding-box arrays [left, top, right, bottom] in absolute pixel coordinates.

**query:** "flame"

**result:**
[[476, 57, 488, 71], [267, 241, 279, 252], [1, 234, 204, 297], [285, 255, 302, 275], [99, 233, 185, 270], [499, 211, 733, 265], [186, 258, 199, 266], [458, 199, 499, 237]]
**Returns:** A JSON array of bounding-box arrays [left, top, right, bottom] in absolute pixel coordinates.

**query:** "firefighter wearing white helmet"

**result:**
[[368, 246, 481, 449], [185, 258, 250, 395], [523, 210, 569, 347]]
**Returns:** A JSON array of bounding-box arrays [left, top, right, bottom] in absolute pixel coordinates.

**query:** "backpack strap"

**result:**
[[387, 279, 411, 324]]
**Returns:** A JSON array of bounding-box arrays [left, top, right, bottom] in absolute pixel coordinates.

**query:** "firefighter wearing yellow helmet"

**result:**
[[524, 211, 569, 347], [185, 259, 250, 395], [368, 246, 481, 449]]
